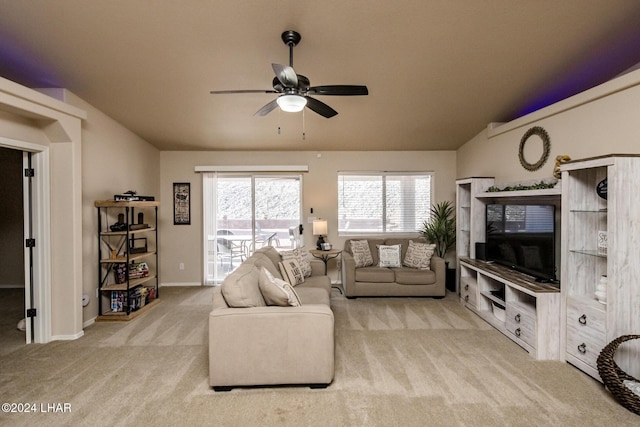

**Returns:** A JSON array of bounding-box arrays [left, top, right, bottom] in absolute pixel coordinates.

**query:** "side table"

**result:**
[[309, 249, 343, 294]]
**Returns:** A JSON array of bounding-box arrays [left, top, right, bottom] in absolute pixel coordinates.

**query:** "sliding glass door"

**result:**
[[203, 173, 302, 284]]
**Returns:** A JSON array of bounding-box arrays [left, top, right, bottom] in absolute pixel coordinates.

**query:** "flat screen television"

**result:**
[[485, 203, 556, 282]]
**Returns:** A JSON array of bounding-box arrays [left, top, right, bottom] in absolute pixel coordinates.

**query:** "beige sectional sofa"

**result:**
[[209, 246, 334, 391], [341, 237, 445, 298]]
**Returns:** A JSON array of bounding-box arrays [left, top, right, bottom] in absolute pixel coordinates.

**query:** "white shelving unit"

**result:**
[[560, 154, 640, 381], [455, 178, 494, 293]]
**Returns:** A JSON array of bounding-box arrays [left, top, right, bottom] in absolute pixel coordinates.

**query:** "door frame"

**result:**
[[1, 136, 51, 344]]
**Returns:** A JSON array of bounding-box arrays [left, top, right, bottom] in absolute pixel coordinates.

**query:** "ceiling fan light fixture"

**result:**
[[277, 94, 307, 112]]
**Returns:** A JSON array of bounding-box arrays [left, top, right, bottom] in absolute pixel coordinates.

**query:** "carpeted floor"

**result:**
[[0, 286, 637, 426], [0, 288, 26, 358]]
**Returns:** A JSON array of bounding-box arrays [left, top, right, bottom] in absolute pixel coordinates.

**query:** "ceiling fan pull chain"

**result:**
[[302, 109, 306, 140]]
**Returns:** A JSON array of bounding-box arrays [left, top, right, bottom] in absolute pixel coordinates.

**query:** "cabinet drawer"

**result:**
[[566, 299, 606, 368], [506, 303, 536, 348], [460, 280, 477, 307], [566, 299, 606, 336]]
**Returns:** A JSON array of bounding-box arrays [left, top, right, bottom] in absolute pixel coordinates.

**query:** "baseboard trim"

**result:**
[[51, 330, 84, 341], [83, 317, 96, 328], [160, 282, 202, 287]]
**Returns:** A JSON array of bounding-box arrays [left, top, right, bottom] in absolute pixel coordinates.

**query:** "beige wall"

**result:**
[[159, 151, 456, 284], [62, 92, 161, 323], [457, 70, 640, 182]]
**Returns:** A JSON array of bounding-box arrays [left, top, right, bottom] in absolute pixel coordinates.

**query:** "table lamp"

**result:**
[[313, 219, 328, 250]]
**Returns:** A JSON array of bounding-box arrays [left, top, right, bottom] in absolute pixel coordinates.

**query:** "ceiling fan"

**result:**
[[210, 30, 368, 118]]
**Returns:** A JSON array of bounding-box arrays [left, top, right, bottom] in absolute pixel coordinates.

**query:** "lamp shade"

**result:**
[[313, 219, 328, 236], [276, 94, 307, 112]]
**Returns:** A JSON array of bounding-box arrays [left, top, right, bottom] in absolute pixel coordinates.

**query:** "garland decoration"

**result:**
[[487, 180, 557, 192]]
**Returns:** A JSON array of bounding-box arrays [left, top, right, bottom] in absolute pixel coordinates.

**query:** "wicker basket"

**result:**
[[596, 334, 640, 415]]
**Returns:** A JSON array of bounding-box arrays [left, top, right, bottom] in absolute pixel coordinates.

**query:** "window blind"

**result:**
[[338, 172, 432, 235]]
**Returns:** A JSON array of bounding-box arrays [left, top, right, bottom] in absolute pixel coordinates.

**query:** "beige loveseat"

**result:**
[[209, 246, 334, 391], [341, 237, 445, 298]]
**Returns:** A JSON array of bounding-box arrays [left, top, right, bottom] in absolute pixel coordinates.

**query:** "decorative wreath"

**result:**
[[519, 126, 551, 171]]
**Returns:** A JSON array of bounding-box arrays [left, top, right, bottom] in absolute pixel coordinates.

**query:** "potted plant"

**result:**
[[420, 201, 456, 291], [420, 201, 456, 258]]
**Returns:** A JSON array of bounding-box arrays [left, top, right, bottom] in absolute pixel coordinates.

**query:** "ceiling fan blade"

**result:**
[[272, 63, 298, 88], [210, 89, 278, 94], [305, 96, 338, 118], [307, 85, 368, 96], [254, 99, 279, 117]]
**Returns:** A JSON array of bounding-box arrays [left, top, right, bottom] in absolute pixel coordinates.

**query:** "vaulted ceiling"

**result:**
[[2, 1, 640, 151]]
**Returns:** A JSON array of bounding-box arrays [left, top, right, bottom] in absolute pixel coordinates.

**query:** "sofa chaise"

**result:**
[[209, 246, 334, 391]]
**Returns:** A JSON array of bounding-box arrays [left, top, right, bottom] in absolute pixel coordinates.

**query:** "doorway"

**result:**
[[0, 147, 26, 351]]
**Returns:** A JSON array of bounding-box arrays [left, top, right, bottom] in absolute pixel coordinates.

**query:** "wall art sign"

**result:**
[[173, 182, 191, 225]]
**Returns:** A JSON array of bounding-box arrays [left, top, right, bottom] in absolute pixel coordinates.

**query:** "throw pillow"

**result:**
[[258, 267, 301, 307], [403, 240, 436, 270], [350, 239, 374, 268], [280, 247, 312, 277], [377, 244, 402, 267], [220, 263, 266, 307], [278, 259, 305, 285]]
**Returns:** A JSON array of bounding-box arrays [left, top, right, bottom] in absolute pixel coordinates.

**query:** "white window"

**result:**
[[338, 172, 433, 235]]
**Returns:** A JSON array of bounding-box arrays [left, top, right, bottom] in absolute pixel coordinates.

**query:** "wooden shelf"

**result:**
[[96, 298, 161, 322], [477, 187, 561, 200], [100, 227, 156, 236], [96, 200, 159, 321], [95, 200, 159, 208], [100, 251, 156, 263], [101, 275, 157, 291], [460, 258, 560, 294]]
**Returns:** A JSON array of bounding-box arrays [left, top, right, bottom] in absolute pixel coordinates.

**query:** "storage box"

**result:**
[[492, 301, 506, 322]]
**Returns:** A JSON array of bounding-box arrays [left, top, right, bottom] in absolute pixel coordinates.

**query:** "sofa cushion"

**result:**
[[296, 275, 332, 294], [295, 287, 331, 306], [279, 259, 305, 285], [221, 263, 266, 307], [403, 240, 436, 270], [350, 239, 374, 268], [377, 244, 402, 267], [255, 246, 283, 268], [393, 267, 437, 285], [258, 267, 301, 307], [280, 247, 312, 277], [355, 266, 396, 283], [246, 252, 283, 280]]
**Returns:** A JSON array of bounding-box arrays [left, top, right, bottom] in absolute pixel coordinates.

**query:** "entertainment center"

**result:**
[[459, 258, 560, 360], [456, 177, 561, 361], [457, 154, 640, 381]]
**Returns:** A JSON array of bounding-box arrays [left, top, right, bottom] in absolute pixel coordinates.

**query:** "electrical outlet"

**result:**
[[179, 262, 185, 270]]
